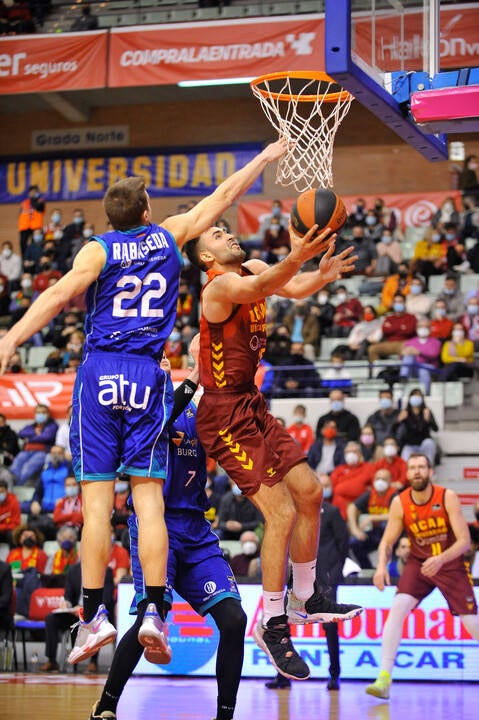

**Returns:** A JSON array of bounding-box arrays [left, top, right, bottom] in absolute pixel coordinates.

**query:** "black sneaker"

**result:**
[[89, 701, 117, 720], [253, 614, 310, 680], [287, 586, 363, 624], [265, 673, 292, 689], [327, 677, 340, 690]]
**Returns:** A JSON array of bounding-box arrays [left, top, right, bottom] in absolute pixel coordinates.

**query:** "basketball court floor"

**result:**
[[1, 673, 477, 720]]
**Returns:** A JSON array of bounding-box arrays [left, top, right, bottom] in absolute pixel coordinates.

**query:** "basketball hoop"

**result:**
[[250, 71, 354, 192]]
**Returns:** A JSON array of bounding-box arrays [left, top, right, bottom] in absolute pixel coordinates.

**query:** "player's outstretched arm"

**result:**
[[276, 242, 358, 299], [0, 242, 106, 374], [163, 139, 288, 248], [373, 496, 404, 591]]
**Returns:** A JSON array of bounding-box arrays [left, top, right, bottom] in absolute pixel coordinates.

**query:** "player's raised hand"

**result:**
[[319, 244, 357, 284], [288, 222, 336, 264], [262, 137, 289, 162]]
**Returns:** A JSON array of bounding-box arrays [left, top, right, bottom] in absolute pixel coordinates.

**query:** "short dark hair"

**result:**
[[408, 452, 431, 468], [103, 177, 148, 231], [184, 237, 208, 272]]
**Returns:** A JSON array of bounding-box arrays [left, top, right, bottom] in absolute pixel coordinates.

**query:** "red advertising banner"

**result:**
[[0, 31, 108, 95], [108, 16, 325, 87], [237, 190, 463, 237], [0, 369, 189, 420]]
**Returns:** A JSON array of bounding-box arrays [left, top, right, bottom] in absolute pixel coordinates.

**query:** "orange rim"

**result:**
[[250, 70, 353, 103]]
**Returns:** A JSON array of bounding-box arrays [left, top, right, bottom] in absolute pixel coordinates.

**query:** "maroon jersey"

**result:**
[[400, 484, 457, 562], [199, 267, 266, 390]]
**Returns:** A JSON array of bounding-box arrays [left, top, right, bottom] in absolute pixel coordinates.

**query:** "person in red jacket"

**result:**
[[330, 442, 375, 520], [53, 476, 83, 532], [6, 524, 48, 574], [0, 479, 21, 546], [287, 404, 315, 454], [368, 293, 417, 362], [373, 437, 407, 489]]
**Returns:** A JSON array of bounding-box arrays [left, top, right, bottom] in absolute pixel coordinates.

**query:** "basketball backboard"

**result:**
[[324, 0, 479, 161]]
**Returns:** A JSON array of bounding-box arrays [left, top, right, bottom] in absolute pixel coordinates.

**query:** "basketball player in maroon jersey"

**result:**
[[184, 223, 362, 682], [367, 453, 479, 700]]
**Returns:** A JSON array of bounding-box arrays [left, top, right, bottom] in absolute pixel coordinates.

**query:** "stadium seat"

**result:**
[[25, 345, 55, 371]]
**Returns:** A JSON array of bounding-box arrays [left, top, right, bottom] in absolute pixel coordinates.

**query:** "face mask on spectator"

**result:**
[[330, 400, 343, 413], [360, 433, 375, 446], [322, 427, 337, 440], [242, 541, 257, 556], [61, 540, 75, 552], [467, 305, 479, 315], [0, 492, 6, 503], [417, 327, 430, 338], [22, 537, 36, 548], [115, 481, 129, 494], [365, 216, 376, 226], [363, 311, 375, 322], [345, 452, 359, 465], [432, 233, 442, 242], [35, 412, 48, 424], [409, 395, 423, 408], [51, 213, 61, 224], [318, 294, 328, 305], [434, 307, 446, 318], [322, 487, 333, 499], [452, 330, 464, 342], [83, 229, 93, 239], [169, 331, 181, 343], [293, 415, 304, 425], [2, 248, 12, 258], [383, 444, 397, 457], [50, 454, 63, 467], [65, 486, 79, 498], [33, 233, 43, 243], [337, 293, 347, 304], [373, 479, 389, 493], [381, 235, 392, 244], [21, 278, 32, 289], [393, 302, 404, 313], [445, 233, 456, 241], [379, 397, 392, 410], [73, 216, 84, 225], [232, 484, 242, 496], [410, 285, 422, 295], [272, 207, 281, 218]]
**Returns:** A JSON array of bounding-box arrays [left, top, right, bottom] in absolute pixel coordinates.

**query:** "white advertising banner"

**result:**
[[117, 583, 479, 680]]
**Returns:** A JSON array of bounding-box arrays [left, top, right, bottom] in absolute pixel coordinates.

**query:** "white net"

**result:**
[[251, 72, 354, 192]]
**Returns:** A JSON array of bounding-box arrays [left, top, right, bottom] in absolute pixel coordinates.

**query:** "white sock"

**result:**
[[262, 591, 286, 625], [291, 559, 317, 601], [380, 593, 417, 676]]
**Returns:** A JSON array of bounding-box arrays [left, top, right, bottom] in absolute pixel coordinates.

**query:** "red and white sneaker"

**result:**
[[138, 603, 172, 665], [68, 604, 116, 664]]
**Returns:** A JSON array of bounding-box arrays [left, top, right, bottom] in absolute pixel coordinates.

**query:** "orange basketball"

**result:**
[[290, 188, 347, 238]]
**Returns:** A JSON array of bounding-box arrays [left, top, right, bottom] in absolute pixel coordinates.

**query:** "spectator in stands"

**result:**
[[108, 526, 130, 589], [440, 321, 475, 382], [435, 274, 465, 321], [333, 305, 383, 360], [6, 350, 26, 375], [330, 442, 374, 520], [274, 341, 321, 398], [216, 479, 264, 541], [307, 420, 345, 476], [347, 468, 397, 569], [394, 388, 439, 466], [48, 311, 83, 349], [315, 390, 361, 441], [9, 272, 33, 312], [359, 424, 383, 463], [43, 208, 64, 243], [257, 199, 290, 239], [32, 255, 62, 296], [374, 228, 402, 274], [311, 288, 335, 339], [365, 389, 400, 445], [7, 524, 48, 574], [57, 209, 84, 272], [24, 445, 71, 540], [18, 185, 45, 256], [44, 526, 79, 576], [399, 317, 441, 394], [46, 330, 85, 374], [320, 350, 352, 393], [378, 262, 412, 315], [458, 155, 478, 193], [387, 535, 410, 579], [368, 293, 417, 363], [0, 241, 22, 293], [461, 295, 479, 348], [229, 530, 261, 579], [346, 198, 367, 228], [263, 324, 292, 366], [176, 278, 198, 329], [53, 476, 82, 533], [22, 229, 45, 276], [405, 275, 433, 318], [0, 413, 19, 484], [262, 215, 291, 263], [286, 404, 315, 454], [0, 479, 21, 547], [54, 405, 71, 461], [373, 436, 407, 490], [447, 237, 470, 274], [412, 226, 447, 290], [70, 2, 98, 30], [331, 285, 363, 338], [111, 474, 131, 545], [0, 556, 13, 643], [431, 197, 460, 231], [363, 208, 384, 243], [11, 405, 58, 486], [204, 474, 222, 530], [430, 299, 454, 341], [346, 225, 377, 277], [0, 271, 10, 317], [164, 325, 189, 369], [283, 299, 319, 360]]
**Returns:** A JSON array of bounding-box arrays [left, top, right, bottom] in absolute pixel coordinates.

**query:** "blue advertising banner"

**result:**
[[0, 144, 263, 203]]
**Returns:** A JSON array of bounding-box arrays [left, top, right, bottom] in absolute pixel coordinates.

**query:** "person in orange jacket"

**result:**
[[18, 184, 46, 256]]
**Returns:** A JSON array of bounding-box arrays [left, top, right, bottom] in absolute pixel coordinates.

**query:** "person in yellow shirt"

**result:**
[[440, 322, 475, 381], [411, 226, 446, 290]]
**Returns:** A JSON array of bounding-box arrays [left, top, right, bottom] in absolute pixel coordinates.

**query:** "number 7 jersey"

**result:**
[[83, 224, 183, 359]]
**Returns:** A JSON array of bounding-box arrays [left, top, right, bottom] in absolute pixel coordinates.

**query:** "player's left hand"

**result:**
[[421, 555, 444, 577], [0, 337, 17, 375], [318, 244, 357, 284]]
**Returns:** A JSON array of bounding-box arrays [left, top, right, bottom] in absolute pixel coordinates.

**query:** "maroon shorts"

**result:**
[[397, 555, 478, 616], [196, 387, 305, 495]]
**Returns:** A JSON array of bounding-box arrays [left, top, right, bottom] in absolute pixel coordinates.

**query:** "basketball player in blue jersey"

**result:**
[[0, 139, 288, 665], [90, 339, 246, 720]]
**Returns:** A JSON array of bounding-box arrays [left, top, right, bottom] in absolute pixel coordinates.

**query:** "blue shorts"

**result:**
[[70, 351, 174, 481], [129, 511, 241, 616]]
